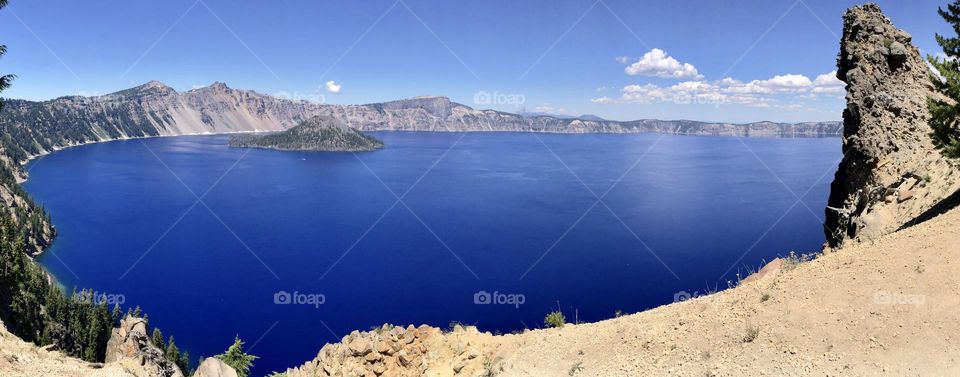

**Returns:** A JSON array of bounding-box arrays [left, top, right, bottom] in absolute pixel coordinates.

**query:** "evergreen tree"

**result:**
[[928, 0, 960, 157], [166, 335, 180, 362], [111, 303, 122, 326], [0, 0, 13, 111], [215, 336, 258, 377], [178, 350, 191, 375], [151, 328, 165, 350]]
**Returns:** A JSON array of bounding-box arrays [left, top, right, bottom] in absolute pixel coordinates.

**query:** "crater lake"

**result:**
[[24, 132, 839, 375]]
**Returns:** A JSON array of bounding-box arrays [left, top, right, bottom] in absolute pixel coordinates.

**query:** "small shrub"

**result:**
[[215, 336, 258, 377], [544, 310, 566, 328], [568, 361, 583, 376], [481, 357, 499, 377], [447, 321, 464, 332], [742, 326, 759, 343], [760, 293, 771, 302], [782, 251, 818, 271]]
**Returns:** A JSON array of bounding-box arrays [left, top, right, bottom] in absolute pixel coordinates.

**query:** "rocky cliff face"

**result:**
[[191, 358, 237, 377], [104, 317, 184, 377], [279, 324, 499, 377], [824, 4, 960, 247]]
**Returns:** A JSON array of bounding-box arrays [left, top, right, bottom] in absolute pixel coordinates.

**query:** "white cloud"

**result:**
[[812, 71, 844, 93], [623, 48, 702, 80], [594, 70, 843, 110], [720, 72, 845, 95], [718, 77, 742, 86], [325, 80, 342, 94], [534, 105, 568, 114], [813, 71, 841, 86], [721, 74, 813, 94], [614, 56, 630, 64]]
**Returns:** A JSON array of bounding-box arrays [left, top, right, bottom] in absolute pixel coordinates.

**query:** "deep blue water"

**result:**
[[24, 132, 839, 375]]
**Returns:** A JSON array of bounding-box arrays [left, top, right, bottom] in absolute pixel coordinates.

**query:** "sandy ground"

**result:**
[[0, 322, 134, 377]]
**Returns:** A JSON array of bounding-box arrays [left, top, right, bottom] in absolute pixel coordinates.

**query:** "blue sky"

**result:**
[[0, 0, 951, 122]]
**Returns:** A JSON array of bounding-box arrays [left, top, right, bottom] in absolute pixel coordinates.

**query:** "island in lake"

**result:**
[[228, 115, 385, 152]]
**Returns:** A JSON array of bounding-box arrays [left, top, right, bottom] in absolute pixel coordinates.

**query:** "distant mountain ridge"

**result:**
[[0, 81, 841, 165]]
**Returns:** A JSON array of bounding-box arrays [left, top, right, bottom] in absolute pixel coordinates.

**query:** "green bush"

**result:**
[[216, 336, 258, 377], [544, 310, 566, 328], [928, 1, 960, 157]]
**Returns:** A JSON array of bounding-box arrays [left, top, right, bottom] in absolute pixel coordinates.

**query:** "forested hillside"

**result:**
[[228, 116, 384, 151]]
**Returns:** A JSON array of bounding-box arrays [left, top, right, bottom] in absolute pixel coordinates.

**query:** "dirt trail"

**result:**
[[0, 320, 134, 377]]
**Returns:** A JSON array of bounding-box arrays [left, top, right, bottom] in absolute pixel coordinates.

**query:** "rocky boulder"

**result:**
[[279, 324, 500, 377], [191, 358, 238, 377], [105, 316, 184, 377], [825, 3, 960, 247]]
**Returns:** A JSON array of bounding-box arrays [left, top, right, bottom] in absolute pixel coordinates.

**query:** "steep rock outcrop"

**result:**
[[280, 324, 499, 377], [824, 3, 960, 247], [104, 316, 184, 377], [191, 358, 237, 377]]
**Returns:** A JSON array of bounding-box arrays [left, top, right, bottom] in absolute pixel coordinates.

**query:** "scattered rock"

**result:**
[[897, 188, 914, 202], [741, 258, 785, 285]]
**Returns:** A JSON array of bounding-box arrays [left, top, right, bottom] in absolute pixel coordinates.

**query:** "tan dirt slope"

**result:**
[[0, 320, 134, 377]]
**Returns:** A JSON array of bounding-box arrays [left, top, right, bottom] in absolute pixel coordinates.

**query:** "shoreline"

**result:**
[[16, 129, 271, 183]]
